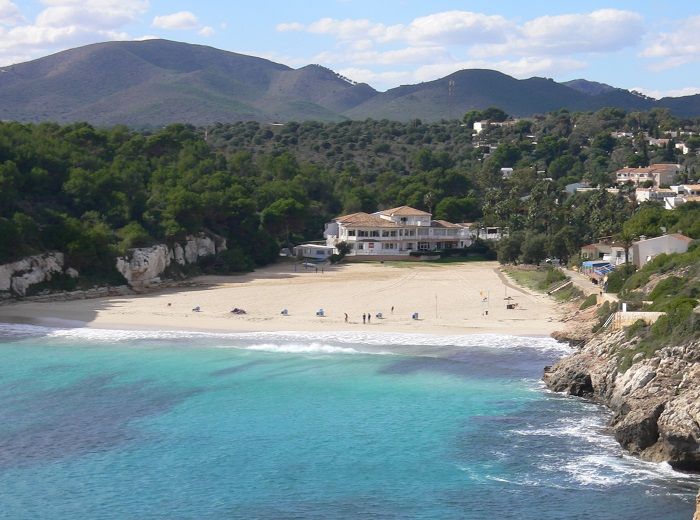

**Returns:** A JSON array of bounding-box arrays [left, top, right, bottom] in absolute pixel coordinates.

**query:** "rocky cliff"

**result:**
[[544, 330, 700, 471], [116, 232, 226, 290], [0, 252, 78, 297], [0, 232, 227, 298]]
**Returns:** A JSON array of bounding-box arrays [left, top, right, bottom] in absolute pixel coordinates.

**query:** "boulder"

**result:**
[[116, 245, 170, 290], [612, 400, 664, 454]]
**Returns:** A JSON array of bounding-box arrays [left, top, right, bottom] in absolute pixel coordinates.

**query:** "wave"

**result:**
[[237, 342, 392, 355], [0, 322, 570, 355], [509, 413, 700, 491]]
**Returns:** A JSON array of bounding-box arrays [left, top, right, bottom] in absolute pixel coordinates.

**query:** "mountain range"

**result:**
[[1, 39, 699, 126]]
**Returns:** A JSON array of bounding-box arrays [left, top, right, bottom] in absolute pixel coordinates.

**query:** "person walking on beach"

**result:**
[[344, 313, 348, 323], [391, 305, 394, 314], [362, 313, 366, 324], [367, 312, 371, 324]]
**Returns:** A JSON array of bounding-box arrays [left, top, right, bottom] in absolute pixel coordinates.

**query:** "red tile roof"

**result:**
[[377, 205, 431, 217], [334, 212, 399, 227]]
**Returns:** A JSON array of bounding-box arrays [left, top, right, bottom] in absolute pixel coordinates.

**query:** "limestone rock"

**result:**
[[544, 331, 700, 471], [115, 231, 226, 289], [116, 245, 170, 290], [0, 252, 67, 296], [173, 243, 185, 266]]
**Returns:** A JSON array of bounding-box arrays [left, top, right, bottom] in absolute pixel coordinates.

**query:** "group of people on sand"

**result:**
[[185, 303, 417, 323]]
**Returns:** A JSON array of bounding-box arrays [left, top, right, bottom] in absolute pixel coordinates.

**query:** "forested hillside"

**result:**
[[1, 107, 700, 285], [3, 39, 700, 126]]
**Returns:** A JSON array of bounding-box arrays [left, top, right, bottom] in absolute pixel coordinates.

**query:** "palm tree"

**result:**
[[616, 230, 636, 266]]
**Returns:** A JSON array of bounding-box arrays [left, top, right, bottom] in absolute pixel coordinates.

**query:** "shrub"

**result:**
[[606, 264, 635, 293], [625, 318, 647, 340], [579, 293, 597, 310]]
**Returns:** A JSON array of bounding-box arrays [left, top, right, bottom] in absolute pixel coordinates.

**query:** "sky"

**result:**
[[1, 0, 699, 98]]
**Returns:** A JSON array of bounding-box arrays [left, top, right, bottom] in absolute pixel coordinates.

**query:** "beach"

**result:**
[[0, 261, 561, 336]]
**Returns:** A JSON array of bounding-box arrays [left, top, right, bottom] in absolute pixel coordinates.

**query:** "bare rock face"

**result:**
[[694, 490, 700, 520], [544, 331, 700, 471], [0, 252, 73, 296], [115, 232, 227, 289], [116, 245, 171, 289]]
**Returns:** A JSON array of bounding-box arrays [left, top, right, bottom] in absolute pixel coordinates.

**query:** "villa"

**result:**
[[323, 206, 473, 258], [615, 163, 680, 187]]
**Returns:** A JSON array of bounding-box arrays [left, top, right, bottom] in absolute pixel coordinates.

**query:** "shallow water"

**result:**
[[0, 325, 697, 519]]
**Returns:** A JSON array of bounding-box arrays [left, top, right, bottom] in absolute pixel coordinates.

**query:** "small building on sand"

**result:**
[[294, 244, 335, 261]]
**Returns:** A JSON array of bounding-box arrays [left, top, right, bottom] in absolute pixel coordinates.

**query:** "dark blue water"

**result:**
[[0, 325, 697, 519]]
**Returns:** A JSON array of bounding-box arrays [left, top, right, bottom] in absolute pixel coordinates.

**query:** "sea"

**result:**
[[0, 323, 697, 520]]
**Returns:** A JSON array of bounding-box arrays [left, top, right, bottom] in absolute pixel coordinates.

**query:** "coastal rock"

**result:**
[[173, 243, 185, 266], [116, 232, 227, 289], [611, 400, 664, 454], [0, 252, 69, 296], [116, 245, 171, 290], [544, 332, 700, 470], [694, 490, 700, 520]]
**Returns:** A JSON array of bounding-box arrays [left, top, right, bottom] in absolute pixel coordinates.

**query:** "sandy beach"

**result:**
[[0, 261, 562, 336]]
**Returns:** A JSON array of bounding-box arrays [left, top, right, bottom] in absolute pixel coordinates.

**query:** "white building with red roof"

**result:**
[[323, 206, 472, 257], [615, 163, 680, 187]]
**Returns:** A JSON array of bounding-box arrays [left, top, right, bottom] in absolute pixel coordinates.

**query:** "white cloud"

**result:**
[[337, 67, 413, 86], [304, 17, 396, 42], [473, 9, 644, 57], [314, 45, 449, 66], [151, 10, 213, 37], [400, 11, 512, 45], [152, 11, 199, 30], [198, 25, 214, 37], [276, 21, 303, 32], [279, 9, 642, 55], [0, 0, 148, 65], [0, 0, 22, 26], [631, 86, 700, 99], [642, 16, 700, 69]]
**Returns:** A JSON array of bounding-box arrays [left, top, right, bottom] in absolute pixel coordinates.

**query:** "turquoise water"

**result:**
[[0, 325, 697, 519]]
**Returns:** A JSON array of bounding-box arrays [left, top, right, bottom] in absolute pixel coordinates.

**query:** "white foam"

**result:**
[[240, 343, 364, 355], [511, 415, 617, 447], [0, 323, 570, 354]]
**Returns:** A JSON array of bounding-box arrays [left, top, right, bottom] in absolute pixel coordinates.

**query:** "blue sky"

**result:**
[[1, 1, 699, 97]]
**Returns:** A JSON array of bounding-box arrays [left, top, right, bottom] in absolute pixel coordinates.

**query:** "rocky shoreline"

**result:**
[[544, 329, 700, 471]]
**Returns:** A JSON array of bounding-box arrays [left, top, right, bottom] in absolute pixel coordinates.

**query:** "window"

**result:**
[[407, 243, 414, 250], [382, 231, 390, 237], [348, 230, 356, 237], [371, 230, 379, 237], [390, 231, 397, 237], [357, 243, 364, 250]]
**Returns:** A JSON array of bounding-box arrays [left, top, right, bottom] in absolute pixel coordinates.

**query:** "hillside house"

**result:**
[[632, 234, 693, 268], [615, 163, 680, 187], [580, 242, 632, 266], [634, 188, 677, 204]]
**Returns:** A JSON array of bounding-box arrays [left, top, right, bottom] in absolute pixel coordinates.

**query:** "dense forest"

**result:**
[[1, 107, 700, 285]]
